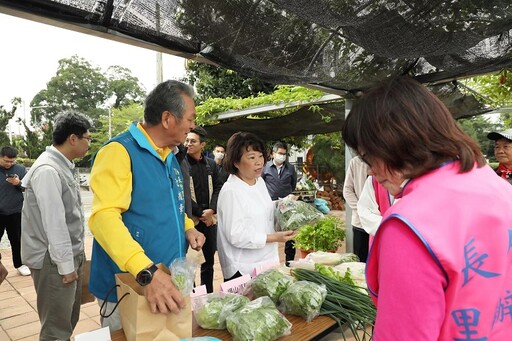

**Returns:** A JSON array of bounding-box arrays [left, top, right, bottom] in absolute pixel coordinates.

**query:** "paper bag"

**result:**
[[81, 260, 96, 304], [115, 266, 192, 341]]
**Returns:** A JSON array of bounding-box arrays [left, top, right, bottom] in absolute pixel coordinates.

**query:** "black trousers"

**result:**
[[352, 226, 369, 263], [0, 212, 22, 268], [195, 222, 217, 293], [285, 239, 296, 265]]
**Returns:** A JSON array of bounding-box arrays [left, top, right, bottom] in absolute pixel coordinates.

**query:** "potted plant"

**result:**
[[294, 216, 345, 258]]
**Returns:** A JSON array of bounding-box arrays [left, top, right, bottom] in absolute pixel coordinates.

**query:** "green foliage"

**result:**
[[0, 98, 21, 146], [457, 115, 500, 161], [463, 71, 512, 129], [310, 133, 345, 184], [29, 55, 145, 127], [294, 216, 345, 252], [186, 62, 275, 103], [195, 85, 326, 126], [17, 120, 53, 159]]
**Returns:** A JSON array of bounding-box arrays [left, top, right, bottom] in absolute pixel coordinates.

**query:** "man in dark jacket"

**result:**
[[262, 141, 297, 265], [185, 126, 223, 292], [0, 146, 30, 276]]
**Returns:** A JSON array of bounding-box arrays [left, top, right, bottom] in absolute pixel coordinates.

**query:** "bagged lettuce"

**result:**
[[194, 293, 250, 329], [226, 296, 292, 341], [275, 198, 324, 231], [249, 268, 294, 303], [278, 281, 327, 321]]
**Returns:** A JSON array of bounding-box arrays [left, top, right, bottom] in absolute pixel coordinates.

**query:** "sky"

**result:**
[[0, 12, 187, 132]]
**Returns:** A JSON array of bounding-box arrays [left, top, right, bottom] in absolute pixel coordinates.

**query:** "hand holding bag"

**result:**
[[114, 263, 192, 341]]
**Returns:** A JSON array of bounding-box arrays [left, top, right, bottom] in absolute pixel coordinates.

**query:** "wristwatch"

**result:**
[[135, 264, 159, 286]]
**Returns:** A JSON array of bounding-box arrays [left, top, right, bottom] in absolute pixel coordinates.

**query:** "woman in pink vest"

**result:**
[[342, 76, 512, 340]]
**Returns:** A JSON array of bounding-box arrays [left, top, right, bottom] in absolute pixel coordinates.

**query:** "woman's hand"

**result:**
[[267, 230, 296, 243]]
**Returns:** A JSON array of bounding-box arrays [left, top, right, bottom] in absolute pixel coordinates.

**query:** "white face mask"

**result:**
[[214, 152, 225, 160], [274, 154, 286, 164]]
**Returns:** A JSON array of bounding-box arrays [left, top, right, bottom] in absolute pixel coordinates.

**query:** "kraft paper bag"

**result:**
[[81, 260, 96, 304], [115, 266, 192, 341]]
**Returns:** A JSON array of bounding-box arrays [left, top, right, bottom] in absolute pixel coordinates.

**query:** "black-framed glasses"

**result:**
[[360, 153, 372, 167], [79, 135, 93, 143]]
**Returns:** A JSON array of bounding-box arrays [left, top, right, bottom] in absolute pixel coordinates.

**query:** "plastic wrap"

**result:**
[[248, 268, 294, 303], [275, 198, 324, 231], [278, 281, 327, 322], [226, 296, 292, 341], [193, 293, 250, 329]]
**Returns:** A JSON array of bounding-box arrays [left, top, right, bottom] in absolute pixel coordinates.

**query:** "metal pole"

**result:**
[[108, 107, 112, 140], [344, 99, 354, 253], [155, 3, 163, 84]]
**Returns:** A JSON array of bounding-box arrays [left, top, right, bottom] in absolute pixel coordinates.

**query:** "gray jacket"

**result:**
[[21, 146, 85, 274]]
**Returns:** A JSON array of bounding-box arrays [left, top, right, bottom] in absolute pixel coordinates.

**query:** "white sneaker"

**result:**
[[17, 265, 31, 276]]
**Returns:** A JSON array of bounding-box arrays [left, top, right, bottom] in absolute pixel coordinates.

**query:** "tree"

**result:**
[[105, 66, 146, 108], [186, 62, 275, 103], [458, 115, 500, 161], [29, 55, 145, 126], [0, 97, 21, 146], [463, 71, 512, 128]]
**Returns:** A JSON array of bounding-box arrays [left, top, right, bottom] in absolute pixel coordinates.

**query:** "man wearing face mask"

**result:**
[[212, 144, 229, 184], [262, 141, 298, 265]]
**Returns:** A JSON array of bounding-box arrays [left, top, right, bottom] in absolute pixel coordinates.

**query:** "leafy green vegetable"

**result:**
[[195, 294, 250, 329], [226, 297, 291, 341], [172, 274, 187, 291], [279, 281, 327, 321], [250, 269, 294, 303], [315, 263, 356, 286], [275, 198, 324, 231], [294, 216, 345, 252]]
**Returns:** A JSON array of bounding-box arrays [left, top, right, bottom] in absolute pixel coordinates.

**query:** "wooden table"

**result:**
[[111, 314, 337, 340]]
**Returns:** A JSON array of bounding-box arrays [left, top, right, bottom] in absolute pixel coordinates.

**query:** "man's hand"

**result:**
[[267, 230, 296, 243], [144, 270, 185, 314], [186, 228, 205, 251], [0, 260, 8, 285], [62, 271, 78, 285], [199, 209, 215, 227], [5, 174, 20, 186]]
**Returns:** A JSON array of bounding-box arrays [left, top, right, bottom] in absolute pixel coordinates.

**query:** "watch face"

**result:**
[[136, 269, 152, 286]]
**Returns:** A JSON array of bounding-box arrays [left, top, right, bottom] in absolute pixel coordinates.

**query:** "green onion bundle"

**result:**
[[292, 268, 376, 341]]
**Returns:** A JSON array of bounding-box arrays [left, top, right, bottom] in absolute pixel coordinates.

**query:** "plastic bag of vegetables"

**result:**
[[226, 296, 292, 341], [275, 197, 324, 231], [248, 268, 294, 303], [278, 281, 327, 322], [194, 293, 250, 329]]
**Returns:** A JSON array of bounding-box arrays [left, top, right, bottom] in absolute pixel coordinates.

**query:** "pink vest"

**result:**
[[367, 162, 512, 340]]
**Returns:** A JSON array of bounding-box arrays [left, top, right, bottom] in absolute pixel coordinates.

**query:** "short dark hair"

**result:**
[[191, 126, 207, 143], [144, 80, 195, 125], [342, 76, 485, 178], [272, 141, 288, 153], [53, 112, 93, 145], [224, 132, 267, 174], [214, 144, 225, 150], [1, 146, 18, 158]]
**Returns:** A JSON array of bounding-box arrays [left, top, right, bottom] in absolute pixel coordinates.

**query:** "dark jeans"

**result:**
[[0, 212, 22, 268], [195, 222, 217, 293], [352, 226, 369, 263], [285, 239, 296, 265]]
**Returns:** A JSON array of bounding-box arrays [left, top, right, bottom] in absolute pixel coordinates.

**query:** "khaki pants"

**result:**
[[31, 251, 84, 341]]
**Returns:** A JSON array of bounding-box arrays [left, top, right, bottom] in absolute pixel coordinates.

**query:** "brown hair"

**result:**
[[223, 132, 267, 174], [342, 76, 485, 178]]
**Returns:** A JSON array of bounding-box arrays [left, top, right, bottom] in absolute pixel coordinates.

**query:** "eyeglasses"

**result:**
[[79, 135, 93, 143]]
